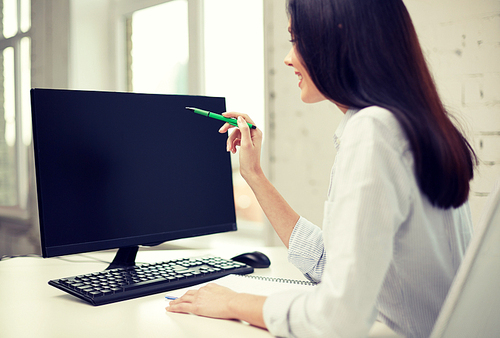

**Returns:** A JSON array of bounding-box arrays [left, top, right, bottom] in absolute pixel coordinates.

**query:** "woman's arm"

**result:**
[[166, 114, 303, 326], [166, 283, 267, 328], [221, 114, 300, 247], [244, 171, 300, 248]]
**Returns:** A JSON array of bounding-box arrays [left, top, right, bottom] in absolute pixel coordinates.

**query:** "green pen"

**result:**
[[185, 107, 257, 129]]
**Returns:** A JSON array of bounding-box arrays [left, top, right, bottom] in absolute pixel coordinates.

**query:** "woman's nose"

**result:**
[[284, 48, 293, 67]]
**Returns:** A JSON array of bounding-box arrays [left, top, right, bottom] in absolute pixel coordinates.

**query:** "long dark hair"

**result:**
[[287, 0, 476, 209]]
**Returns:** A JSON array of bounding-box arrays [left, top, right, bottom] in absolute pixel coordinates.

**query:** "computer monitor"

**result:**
[[30, 88, 236, 267]]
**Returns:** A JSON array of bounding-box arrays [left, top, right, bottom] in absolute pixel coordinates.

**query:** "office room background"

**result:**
[[0, 0, 499, 257]]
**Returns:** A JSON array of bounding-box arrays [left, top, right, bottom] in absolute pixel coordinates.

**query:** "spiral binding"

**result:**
[[241, 274, 316, 286]]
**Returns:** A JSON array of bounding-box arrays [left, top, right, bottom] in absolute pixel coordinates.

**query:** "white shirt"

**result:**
[[262, 106, 473, 338]]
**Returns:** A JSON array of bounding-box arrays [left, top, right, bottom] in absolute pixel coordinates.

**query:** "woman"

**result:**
[[167, 0, 476, 337]]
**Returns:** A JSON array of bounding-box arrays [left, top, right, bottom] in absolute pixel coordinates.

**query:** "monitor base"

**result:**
[[106, 246, 139, 270]]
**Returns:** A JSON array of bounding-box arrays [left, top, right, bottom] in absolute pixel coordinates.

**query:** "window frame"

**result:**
[[0, 0, 32, 220], [112, 0, 205, 95]]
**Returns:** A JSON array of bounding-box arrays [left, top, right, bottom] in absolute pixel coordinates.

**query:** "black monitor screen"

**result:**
[[31, 89, 236, 258]]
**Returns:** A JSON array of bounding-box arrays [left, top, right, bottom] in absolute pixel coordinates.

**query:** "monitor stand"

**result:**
[[106, 246, 139, 270]]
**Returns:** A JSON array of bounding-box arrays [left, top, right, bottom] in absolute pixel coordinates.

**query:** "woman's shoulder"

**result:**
[[346, 106, 409, 152], [351, 106, 399, 129]]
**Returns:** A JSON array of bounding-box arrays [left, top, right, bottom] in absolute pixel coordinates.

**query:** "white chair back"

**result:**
[[430, 178, 500, 337]]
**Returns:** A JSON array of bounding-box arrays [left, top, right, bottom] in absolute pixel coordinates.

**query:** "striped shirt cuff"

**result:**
[[288, 216, 326, 283], [263, 289, 309, 337]]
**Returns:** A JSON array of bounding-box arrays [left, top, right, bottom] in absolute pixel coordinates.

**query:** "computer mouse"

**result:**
[[231, 251, 271, 268]]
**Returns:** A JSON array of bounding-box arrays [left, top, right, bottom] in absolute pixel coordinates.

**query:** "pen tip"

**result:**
[[185, 107, 194, 111]]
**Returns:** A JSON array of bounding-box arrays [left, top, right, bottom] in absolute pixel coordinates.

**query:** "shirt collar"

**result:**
[[333, 108, 359, 150]]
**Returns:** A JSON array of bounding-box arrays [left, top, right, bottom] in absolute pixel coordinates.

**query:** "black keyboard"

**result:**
[[49, 256, 254, 306]]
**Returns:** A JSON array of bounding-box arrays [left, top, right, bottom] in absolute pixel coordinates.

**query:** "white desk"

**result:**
[[0, 247, 400, 337]]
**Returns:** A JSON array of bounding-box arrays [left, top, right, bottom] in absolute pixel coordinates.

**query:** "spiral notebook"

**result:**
[[167, 274, 316, 298]]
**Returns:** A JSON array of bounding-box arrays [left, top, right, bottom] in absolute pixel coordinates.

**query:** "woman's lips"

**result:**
[[297, 73, 303, 87]]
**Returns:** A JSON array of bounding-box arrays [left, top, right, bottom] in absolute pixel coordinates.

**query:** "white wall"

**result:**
[[405, 0, 500, 225], [263, 1, 342, 239], [264, 0, 500, 235]]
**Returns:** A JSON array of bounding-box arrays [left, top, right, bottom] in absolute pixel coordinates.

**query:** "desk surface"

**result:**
[[0, 247, 400, 337]]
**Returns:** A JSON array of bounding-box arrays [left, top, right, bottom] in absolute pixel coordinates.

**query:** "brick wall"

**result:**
[[406, 0, 500, 226]]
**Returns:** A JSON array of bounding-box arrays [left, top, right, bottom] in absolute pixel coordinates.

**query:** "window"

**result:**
[[128, 0, 189, 94], [0, 0, 31, 218], [120, 0, 265, 247]]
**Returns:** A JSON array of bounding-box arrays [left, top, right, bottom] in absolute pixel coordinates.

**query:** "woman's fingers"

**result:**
[[222, 112, 256, 125], [218, 112, 255, 135], [218, 112, 259, 154], [231, 139, 241, 154], [218, 122, 234, 134], [166, 283, 237, 319], [166, 302, 193, 314], [226, 128, 241, 153], [237, 116, 252, 149]]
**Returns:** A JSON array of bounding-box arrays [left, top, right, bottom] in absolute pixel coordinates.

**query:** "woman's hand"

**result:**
[[219, 112, 263, 182], [166, 283, 238, 319], [166, 283, 267, 328]]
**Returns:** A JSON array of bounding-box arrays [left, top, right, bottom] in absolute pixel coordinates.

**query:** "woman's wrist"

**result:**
[[241, 166, 266, 186], [228, 292, 267, 329]]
